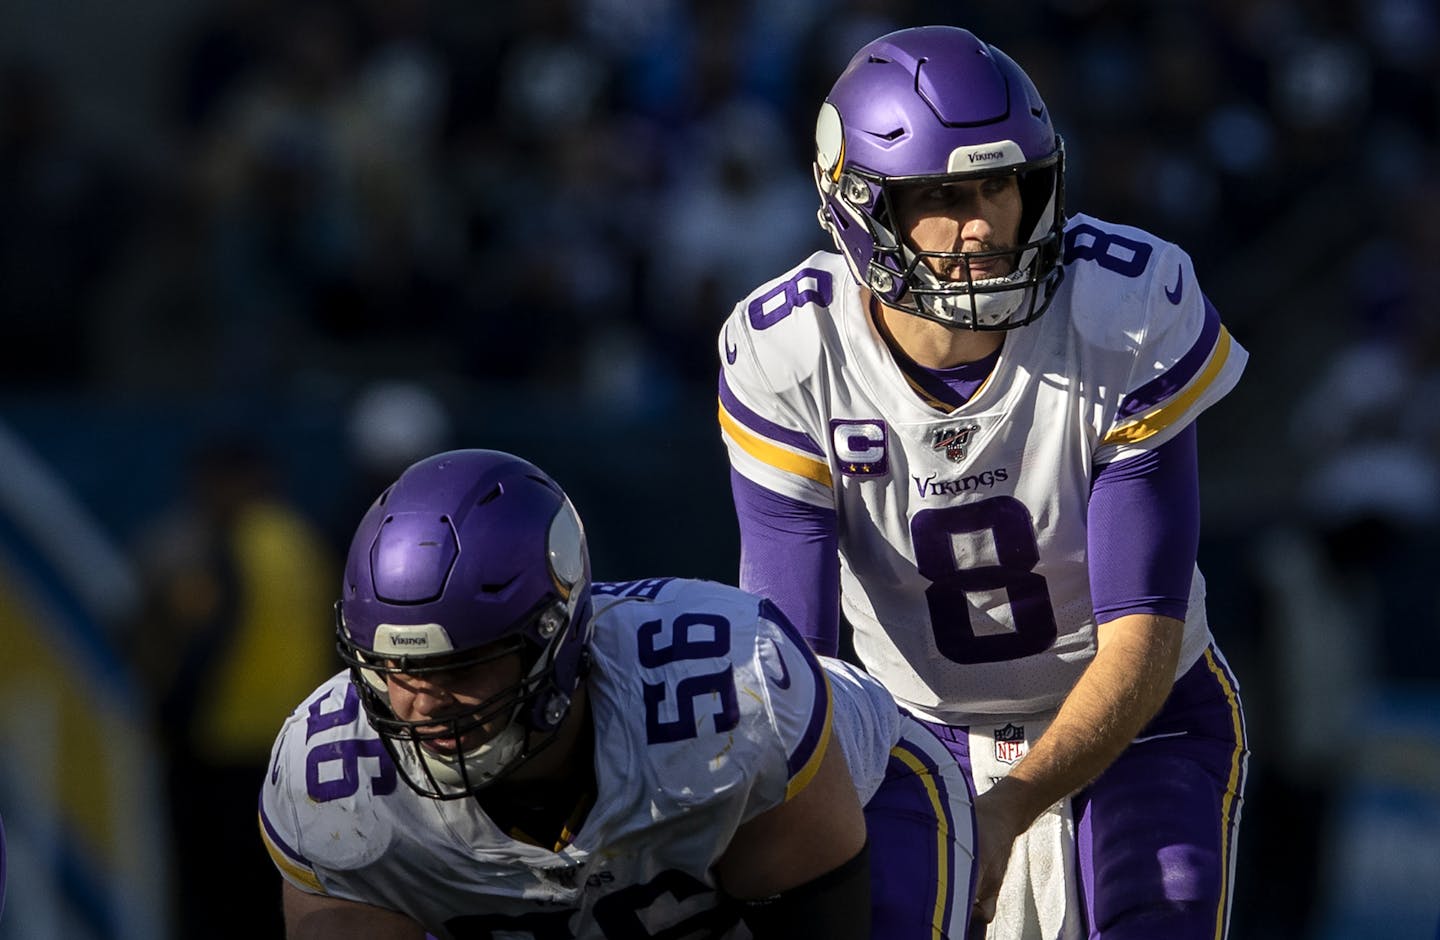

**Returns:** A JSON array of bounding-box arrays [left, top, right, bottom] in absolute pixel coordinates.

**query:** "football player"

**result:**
[[259, 449, 975, 939], [717, 25, 1248, 939]]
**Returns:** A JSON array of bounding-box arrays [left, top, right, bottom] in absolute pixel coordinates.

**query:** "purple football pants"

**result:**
[[865, 715, 978, 939], [921, 646, 1247, 940]]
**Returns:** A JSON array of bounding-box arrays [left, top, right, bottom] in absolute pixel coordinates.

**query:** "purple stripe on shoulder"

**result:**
[[719, 371, 825, 457], [1116, 295, 1221, 421], [259, 798, 310, 867]]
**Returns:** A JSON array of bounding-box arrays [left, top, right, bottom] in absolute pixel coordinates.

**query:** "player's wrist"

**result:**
[[982, 767, 1060, 831]]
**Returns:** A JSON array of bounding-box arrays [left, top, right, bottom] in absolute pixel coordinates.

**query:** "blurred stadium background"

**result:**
[[1, 0, 1438, 937]]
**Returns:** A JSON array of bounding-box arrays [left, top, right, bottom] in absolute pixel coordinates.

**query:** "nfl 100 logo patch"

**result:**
[[931, 423, 980, 463], [994, 723, 1027, 765]]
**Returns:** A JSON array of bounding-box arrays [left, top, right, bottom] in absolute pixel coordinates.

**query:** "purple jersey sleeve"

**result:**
[[1088, 422, 1199, 623], [730, 468, 841, 656]]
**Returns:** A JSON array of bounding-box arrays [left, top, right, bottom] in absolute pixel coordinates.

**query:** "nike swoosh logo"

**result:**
[[724, 328, 738, 365], [1164, 264, 1184, 304], [766, 645, 792, 690], [1132, 730, 1187, 745]]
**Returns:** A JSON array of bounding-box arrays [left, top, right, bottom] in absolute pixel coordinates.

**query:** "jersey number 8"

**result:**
[[911, 497, 1058, 664]]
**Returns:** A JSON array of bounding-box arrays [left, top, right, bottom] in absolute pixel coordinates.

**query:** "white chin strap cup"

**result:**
[[419, 719, 527, 791]]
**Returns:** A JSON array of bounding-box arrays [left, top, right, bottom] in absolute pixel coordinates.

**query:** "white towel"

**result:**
[[968, 717, 1082, 940]]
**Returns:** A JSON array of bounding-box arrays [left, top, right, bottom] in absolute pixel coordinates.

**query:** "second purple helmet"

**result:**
[[814, 26, 1066, 330], [337, 449, 593, 798]]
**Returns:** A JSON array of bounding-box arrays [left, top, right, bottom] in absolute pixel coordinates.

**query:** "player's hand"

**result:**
[[969, 786, 1029, 933]]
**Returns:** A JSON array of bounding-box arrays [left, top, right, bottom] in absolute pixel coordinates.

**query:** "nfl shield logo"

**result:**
[[994, 723, 1027, 765]]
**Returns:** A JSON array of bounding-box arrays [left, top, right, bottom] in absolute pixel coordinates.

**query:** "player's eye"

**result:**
[[981, 175, 1018, 200]]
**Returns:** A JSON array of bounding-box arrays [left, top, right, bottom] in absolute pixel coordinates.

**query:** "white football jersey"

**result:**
[[718, 214, 1248, 719], [259, 577, 902, 939]]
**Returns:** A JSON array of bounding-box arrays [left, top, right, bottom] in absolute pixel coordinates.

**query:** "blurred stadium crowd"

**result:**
[[0, 0, 1438, 938]]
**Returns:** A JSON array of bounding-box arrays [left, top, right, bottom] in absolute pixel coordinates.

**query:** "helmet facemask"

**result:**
[[818, 146, 1065, 331], [338, 595, 585, 799]]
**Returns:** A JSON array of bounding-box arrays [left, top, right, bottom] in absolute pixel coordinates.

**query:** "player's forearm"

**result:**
[[988, 613, 1183, 825]]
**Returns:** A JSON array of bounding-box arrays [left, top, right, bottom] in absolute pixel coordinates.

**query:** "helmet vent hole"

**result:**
[[479, 575, 518, 595], [476, 484, 503, 506]]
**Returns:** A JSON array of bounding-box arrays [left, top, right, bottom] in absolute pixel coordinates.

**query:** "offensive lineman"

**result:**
[[259, 449, 975, 939], [717, 25, 1248, 939]]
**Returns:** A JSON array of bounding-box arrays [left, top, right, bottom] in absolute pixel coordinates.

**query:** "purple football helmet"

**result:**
[[815, 26, 1065, 330], [337, 449, 593, 798]]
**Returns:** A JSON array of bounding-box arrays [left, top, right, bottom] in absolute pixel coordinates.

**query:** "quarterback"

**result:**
[[259, 450, 975, 939], [718, 25, 1248, 940]]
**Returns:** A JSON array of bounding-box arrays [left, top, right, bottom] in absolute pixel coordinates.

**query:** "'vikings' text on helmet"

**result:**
[[815, 25, 1066, 330], [336, 449, 593, 799]]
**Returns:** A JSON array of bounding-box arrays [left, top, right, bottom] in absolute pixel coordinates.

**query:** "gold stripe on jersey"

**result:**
[[718, 402, 833, 488], [893, 743, 953, 932], [1101, 326, 1235, 446], [259, 814, 326, 894], [1204, 647, 1246, 940], [785, 673, 834, 801]]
